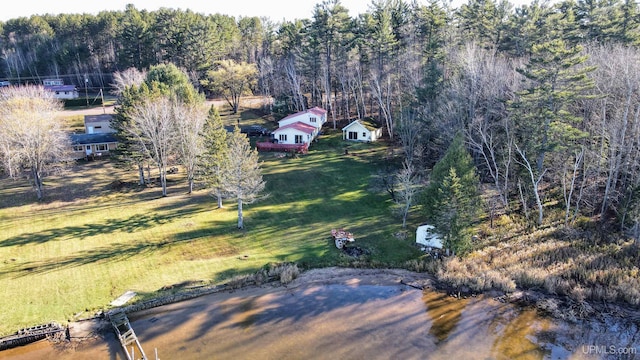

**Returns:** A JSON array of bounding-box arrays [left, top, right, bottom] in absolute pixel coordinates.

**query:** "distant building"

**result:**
[[43, 79, 78, 99], [69, 133, 118, 160], [256, 106, 327, 154], [342, 120, 382, 142], [69, 114, 118, 160], [84, 114, 115, 134]]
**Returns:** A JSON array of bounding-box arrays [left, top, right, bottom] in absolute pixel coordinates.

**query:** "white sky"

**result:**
[[0, 0, 535, 23]]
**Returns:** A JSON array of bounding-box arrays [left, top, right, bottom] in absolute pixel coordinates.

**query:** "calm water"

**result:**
[[1, 280, 638, 359]]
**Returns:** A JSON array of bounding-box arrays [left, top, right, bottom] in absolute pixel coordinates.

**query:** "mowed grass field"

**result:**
[[0, 130, 421, 335]]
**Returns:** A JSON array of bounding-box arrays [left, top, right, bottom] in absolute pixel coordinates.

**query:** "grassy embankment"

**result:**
[[0, 118, 420, 335]]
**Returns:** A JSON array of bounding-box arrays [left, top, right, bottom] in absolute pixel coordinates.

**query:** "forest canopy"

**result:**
[[2, 0, 640, 237]]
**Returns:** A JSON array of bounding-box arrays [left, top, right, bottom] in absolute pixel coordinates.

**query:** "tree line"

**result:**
[[2, 0, 640, 241]]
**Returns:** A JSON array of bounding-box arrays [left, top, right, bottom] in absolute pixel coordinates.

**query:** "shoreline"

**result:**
[[2, 266, 639, 353]]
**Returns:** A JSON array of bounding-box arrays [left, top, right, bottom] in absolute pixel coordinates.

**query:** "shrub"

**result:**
[[267, 263, 300, 284]]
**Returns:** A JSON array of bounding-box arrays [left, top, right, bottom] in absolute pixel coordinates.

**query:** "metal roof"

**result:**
[[69, 133, 118, 145]]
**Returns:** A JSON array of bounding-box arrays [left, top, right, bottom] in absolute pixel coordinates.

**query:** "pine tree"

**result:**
[[200, 106, 229, 208], [222, 127, 266, 229], [513, 39, 594, 174], [423, 134, 481, 255]]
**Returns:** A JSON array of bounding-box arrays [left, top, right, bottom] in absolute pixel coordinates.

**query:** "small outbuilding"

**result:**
[[342, 120, 382, 142], [84, 114, 115, 134], [416, 224, 443, 250]]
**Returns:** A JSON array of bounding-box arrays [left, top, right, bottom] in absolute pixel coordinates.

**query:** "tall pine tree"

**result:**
[[423, 134, 481, 255], [199, 106, 229, 209]]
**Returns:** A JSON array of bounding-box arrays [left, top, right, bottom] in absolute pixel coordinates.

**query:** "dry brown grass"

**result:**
[[435, 213, 640, 307]]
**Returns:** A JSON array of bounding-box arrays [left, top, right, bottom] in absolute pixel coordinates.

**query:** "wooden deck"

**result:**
[[256, 142, 309, 153]]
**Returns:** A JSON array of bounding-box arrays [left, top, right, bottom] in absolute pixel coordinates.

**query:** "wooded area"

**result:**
[[1, 0, 640, 239]]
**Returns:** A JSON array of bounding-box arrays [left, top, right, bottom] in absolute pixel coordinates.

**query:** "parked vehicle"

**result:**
[[241, 125, 270, 137]]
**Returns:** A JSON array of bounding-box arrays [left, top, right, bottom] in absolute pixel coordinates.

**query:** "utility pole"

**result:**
[[100, 89, 105, 114], [84, 75, 89, 107]]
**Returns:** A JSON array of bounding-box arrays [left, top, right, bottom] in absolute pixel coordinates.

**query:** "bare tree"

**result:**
[[515, 144, 546, 225], [223, 127, 266, 229], [174, 103, 207, 194], [128, 96, 176, 197], [395, 159, 420, 228], [283, 56, 306, 112], [585, 45, 640, 221], [110, 67, 147, 96], [0, 86, 70, 200], [562, 147, 584, 225], [370, 68, 395, 139], [397, 110, 423, 169], [258, 56, 274, 112]]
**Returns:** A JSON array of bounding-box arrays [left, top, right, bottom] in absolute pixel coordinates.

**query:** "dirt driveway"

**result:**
[[58, 97, 266, 118]]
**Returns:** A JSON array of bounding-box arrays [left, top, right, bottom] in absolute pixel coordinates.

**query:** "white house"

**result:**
[[278, 106, 327, 131], [416, 224, 443, 250], [342, 120, 382, 142], [43, 79, 78, 99], [271, 121, 317, 145]]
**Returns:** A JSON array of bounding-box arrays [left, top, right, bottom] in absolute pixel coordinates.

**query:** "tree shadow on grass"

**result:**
[[2, 213, 171, 248], [1, 239, 173, 278]]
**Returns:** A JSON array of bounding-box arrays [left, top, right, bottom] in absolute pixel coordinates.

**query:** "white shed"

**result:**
[[342, 120, 382, 142], [416, 224, 443, 249]]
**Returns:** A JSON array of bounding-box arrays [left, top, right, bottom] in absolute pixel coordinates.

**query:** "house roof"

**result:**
[[84, 114, 114, 124], [279, 106, 327, 123], [273, 121, 316, 135], [44, 85, 77, 92], [342, 120, 380, 132], [308, 106, 327, 116], [70, 133, 118, 145]]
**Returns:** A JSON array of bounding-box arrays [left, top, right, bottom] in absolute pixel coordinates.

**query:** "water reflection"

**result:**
[[1, 280, 638, 360], [423, 292, 468, 344]]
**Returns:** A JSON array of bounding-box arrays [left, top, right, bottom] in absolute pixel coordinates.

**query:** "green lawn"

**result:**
[[0, 131, 420, 335]]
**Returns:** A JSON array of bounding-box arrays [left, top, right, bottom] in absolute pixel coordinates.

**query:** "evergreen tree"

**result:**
[[511, 38, 594, 224], [423, 134, 481, 255], [222, 127, 266, 229], [513, 39, 594, 174], [112, 82, 153, 185], [200, 106, 229, 209]]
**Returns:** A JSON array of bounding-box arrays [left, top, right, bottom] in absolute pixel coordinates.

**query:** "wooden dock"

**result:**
[[0, 322, 64, 351], [109, 309, 148, 360]]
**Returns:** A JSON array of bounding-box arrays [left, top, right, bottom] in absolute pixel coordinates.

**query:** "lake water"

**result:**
[[1, 270, 638, 359]]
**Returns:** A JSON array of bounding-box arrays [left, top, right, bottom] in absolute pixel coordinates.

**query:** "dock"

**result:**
[[109, 309, 148, 360]]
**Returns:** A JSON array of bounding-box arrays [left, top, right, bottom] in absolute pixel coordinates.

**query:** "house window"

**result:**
[[310, 117, 316, 123], [95, 126, 102, 129], [348, 131, 358, 140], [295, 135, 303, 144], [278, 134, 287, 142], [73, 145, 83, 152], [96, 144, 108, 151], [363, 132, 367, 138]]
